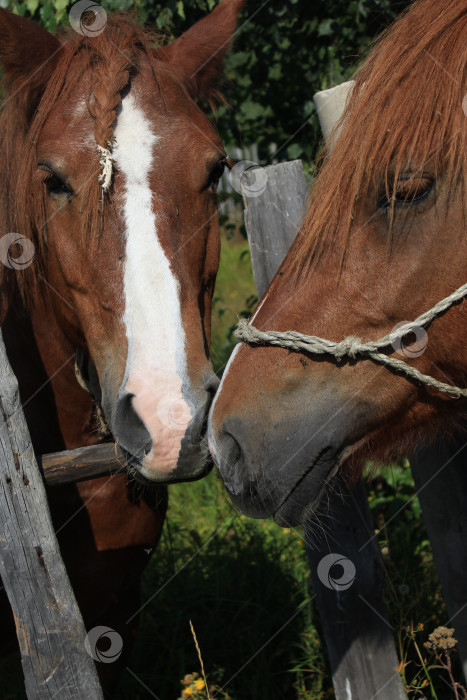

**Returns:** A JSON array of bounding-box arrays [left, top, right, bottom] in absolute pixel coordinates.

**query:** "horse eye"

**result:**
[[38, 165, 73, 198], [378, 175, 434, 211], [207, 159, 226, 192]]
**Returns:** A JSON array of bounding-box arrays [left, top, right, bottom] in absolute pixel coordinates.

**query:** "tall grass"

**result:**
[[117, 473, 330, 699], [114, 460, 465, 699]]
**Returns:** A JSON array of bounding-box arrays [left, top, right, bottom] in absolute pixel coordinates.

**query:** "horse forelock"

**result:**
[[290, 0, 467, 278], [1, 15, 169, 309]]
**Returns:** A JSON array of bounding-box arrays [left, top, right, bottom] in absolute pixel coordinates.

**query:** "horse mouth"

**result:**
[[123, 438, 214, 485], [273, 448, 341, 527]]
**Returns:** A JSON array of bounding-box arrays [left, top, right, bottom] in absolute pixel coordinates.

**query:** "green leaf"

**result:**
[[26, 0, 38, 14], [286, 143, 303, 160], [175, 0, 185, 20], [318, 19, 334, 37]]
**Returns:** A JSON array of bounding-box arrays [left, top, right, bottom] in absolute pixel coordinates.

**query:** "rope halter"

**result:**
[[235, 281, 467, 399]]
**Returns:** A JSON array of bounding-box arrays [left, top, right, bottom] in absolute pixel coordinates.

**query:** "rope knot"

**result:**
[[334, 336, 364, 361]]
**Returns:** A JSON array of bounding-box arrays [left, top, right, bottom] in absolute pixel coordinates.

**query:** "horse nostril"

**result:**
[[204, 371, 220, 398], [223, 432, 242, 465], [113, 391, 152, 461], [216, 430, 245, 496], [187, 372, 220, 447], [188, 389, 217, 446]]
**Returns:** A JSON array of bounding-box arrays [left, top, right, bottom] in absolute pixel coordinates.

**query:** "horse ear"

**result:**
[[156, 0, 246, 102], [0, 8, 61, 120]]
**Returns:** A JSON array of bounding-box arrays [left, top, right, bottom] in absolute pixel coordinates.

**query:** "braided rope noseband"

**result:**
[[235, 281, 467, 399]]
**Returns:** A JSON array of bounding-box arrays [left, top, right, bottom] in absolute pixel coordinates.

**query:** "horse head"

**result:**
[[0, 0, 245, 482], [209, 0, 467, 525]]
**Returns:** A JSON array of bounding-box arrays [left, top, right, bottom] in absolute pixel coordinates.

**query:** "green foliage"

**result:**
[[366, 462, 464, 699], [4, 0, 411, 162], [211, 222, 257, 373], [116, 472, 329, 700]]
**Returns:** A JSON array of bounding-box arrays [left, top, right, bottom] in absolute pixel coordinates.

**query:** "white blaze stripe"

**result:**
[[114, 93, 193, 475]]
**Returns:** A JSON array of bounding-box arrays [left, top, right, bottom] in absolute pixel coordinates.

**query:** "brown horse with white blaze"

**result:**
[[0, 0, 244, 691], [209, 0, 467, 527]]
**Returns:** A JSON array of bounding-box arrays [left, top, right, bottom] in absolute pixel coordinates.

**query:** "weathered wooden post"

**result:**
[[242, 160, 407, 700], [411, 437, 467, 680], [0, 329, 104, 698]]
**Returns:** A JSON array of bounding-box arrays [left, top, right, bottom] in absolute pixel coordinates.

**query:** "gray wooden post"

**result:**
[[411, 437, 467, 680], [0, 329, 104, 699], [242, 162, 407, 700]]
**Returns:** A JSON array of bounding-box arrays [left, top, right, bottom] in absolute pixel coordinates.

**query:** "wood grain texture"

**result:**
[[39, 442, 125, 486], [242, 160, 309, 298], [0, 329, 104, 699]]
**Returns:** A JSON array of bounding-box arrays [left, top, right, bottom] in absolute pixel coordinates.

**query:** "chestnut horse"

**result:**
[[0, 0, 244, 693], [209, 0, 467, 527]]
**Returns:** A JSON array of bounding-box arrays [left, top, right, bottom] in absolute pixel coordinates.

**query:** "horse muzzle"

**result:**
[[108, 370, 219, 483], [209, 389, 360, 526]]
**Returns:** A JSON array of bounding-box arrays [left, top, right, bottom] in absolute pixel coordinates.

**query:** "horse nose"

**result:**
[[204, 370, 220, 398], [213, 418, 276, 518], [173, 371, 220, 474], [111, 369, 220, 481], [112, 390, 152, 462]]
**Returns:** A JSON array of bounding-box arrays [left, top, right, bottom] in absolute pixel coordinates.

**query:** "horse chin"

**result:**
[[223, 449, 343, 528], [272, 459, 341, 528], [271, 435, 388, 527]]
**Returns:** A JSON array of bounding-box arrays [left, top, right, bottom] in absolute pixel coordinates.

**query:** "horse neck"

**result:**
[[2, 296, 99, 455]]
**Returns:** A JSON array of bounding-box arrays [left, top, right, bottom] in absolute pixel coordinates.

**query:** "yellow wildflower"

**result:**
[[194, 678, 205, 691], [182, 688, 193, 698]]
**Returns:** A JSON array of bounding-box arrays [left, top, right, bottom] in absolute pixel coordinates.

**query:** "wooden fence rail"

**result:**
[[40, 442, 124, 486]]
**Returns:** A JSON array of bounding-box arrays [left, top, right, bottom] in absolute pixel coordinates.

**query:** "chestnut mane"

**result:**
[[291, 0, 467, 274], [0, 15, 169, 308]]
